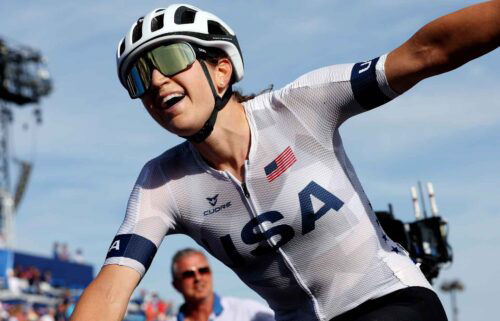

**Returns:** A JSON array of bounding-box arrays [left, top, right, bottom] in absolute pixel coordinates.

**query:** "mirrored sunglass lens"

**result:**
[[126, 66, 145, 97], [125, 43, 195, 98], [199, 267, 210, 274], [149, 42, 196, 77], [126, 57, 151, 98], [181, 270, 196, 279]]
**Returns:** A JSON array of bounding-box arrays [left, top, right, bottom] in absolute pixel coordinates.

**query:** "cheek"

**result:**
[[141, 97, 168, 126], [184, 71, 214, 109], [140, 97, 155, 114]]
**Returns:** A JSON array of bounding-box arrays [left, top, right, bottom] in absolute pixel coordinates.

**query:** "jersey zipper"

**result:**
[[241, 182, 250, 198], [228, 164, 323, 320]]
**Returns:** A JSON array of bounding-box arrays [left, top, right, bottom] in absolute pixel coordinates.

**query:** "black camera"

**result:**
[[375, 209, 452, 283]]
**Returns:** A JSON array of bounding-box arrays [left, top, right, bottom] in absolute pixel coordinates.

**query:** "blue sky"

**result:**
[[2, 0, 499, 319]]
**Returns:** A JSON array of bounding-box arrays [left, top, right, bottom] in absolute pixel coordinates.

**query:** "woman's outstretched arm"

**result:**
[[386, 0, 500, 94]]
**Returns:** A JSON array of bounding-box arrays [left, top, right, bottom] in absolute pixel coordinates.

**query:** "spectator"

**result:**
[[73, 249, 84, 264], [59, 244, 70, 262], [171, 249, 274, 321], [25, 307, 37, 321], [144, 292, 172, 321], [39, 308, 56, 321], [54, 303, 66, 321], [27, 267, 42, 294], [41, 271, 52, 284], [39, 271, 53, 294], [52, 243, 60, 260], [7, 269, 24, 295], [0, 234, 6, 248], [7, 305, 26, 321], [132, 289, 147, 306], [0, 303, 10, 320]]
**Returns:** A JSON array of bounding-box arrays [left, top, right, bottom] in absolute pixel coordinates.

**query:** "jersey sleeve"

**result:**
[[272, 54, 398, 146], [103, 159, 180, 276]]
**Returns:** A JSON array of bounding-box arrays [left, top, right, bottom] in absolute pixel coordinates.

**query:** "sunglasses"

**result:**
[[125, 42, 205, 99], [179, 266, 211, 280]]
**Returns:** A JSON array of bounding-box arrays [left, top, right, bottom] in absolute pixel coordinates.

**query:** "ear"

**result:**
[[214, 58, 233, 95]]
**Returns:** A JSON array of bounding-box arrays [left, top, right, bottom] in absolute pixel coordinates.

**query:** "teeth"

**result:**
[[162, 93, 185, 108], [162, 93, 183, 104]]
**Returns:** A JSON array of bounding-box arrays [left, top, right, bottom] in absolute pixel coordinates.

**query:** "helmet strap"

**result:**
[[181, 60, 233, 143]]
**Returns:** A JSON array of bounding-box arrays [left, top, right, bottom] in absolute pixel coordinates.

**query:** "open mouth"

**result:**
[[162, 93, 185, 109]]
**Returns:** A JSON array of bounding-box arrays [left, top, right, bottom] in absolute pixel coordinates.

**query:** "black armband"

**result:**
[[351, 57, 392, 110], [106, 234, 157, 271]]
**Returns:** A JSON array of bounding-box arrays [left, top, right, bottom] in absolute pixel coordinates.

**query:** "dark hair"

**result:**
[[202, 47, 274, 103], [233, 85, 274, 103]]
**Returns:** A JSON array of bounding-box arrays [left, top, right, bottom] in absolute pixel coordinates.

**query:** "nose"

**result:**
[[150, 69, 170, 88], [193, 270, 202, 281]]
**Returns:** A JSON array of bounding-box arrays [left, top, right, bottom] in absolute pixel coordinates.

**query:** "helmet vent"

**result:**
[[207, 20, 230, 36], [154, 9, 165, 13], [119, 40, 125, 56], [132, 18, 144, 43], [174, 6, 197, 24], [151, 15, 164, 32]]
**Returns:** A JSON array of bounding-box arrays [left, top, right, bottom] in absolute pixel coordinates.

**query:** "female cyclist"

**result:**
[[71, 2, 499, 321]]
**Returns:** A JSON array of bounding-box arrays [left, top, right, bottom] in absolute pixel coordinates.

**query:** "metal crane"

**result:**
[[0, 36, 52, 247]]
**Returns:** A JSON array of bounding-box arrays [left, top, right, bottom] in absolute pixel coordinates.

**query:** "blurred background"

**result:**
[[0, 0, 498, 320]]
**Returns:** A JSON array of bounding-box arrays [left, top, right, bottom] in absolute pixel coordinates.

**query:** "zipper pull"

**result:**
[[242, 183, 250, 198]]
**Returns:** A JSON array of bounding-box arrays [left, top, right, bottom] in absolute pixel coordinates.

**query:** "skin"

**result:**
[[70, 2, 499, 320], [386, 0, 500, 93], [141, 57, 250, 182], [172, 253, 215, 321], [141, 61, 216, 137], [70, 265, 140, 321]]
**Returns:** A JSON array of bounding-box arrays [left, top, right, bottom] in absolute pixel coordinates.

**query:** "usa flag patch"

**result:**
[[264, 146, 297, 182]]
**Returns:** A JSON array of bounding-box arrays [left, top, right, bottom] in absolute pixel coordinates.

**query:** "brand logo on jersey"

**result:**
[[203, 194, 231, 216], [206, 194, 219, 206]]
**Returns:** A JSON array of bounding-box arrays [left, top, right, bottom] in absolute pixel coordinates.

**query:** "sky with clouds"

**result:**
[[1, 0, 499, 319]]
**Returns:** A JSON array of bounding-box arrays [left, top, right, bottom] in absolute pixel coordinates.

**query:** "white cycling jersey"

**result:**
[[104, 54, 432, 321]]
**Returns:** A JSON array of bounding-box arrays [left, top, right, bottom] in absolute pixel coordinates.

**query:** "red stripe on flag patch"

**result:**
[[266, 146, 297, 182]]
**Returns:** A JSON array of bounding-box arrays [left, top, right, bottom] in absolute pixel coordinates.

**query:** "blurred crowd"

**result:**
[[1, 246, 175, 321], [52, 243, 83, 263], [9, 266, 52, 295], [0, 286, 176, 321], [129, 290, 175, 321], [0, 303, 56, 321], [0, 290, 75, 321], [2, 262, 78, 321]]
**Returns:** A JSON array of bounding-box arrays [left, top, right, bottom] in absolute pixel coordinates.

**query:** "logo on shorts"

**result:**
[[204, 194, 231, 216]]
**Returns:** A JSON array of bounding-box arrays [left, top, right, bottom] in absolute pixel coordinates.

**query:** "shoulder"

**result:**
[[139, 141, 192, 178], [283, 63, 354, 91], [280, 55, 397, 95], [151, 140, 192, 167], [242, 62, 355, 111], [128, 141, 195, 198], [265, 62, 358, 110]]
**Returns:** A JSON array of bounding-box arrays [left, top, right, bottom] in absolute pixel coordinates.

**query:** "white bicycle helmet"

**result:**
[[116, 3, 244, 88]]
